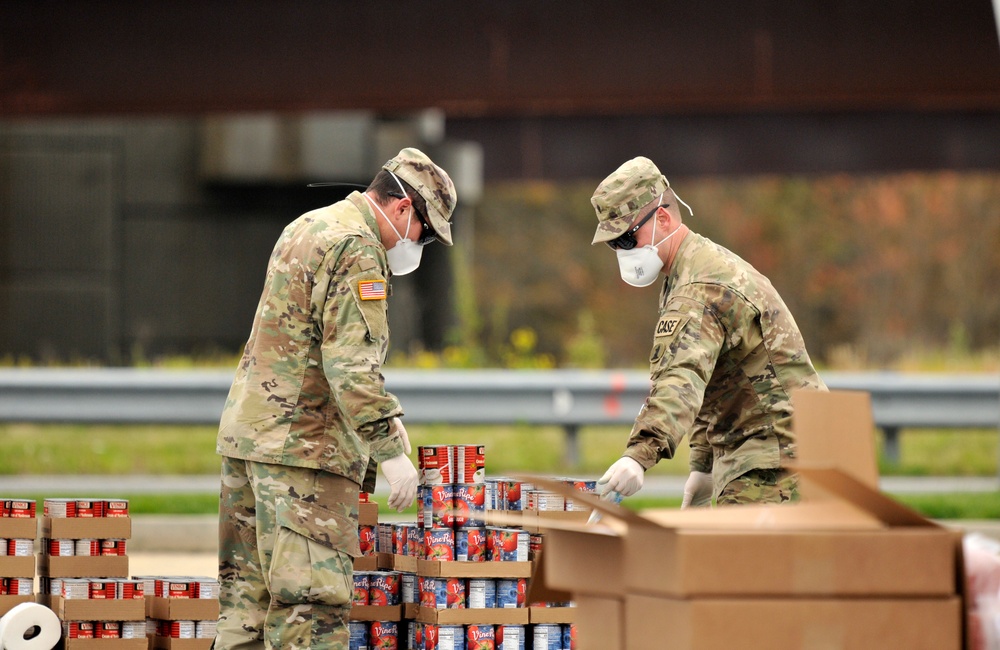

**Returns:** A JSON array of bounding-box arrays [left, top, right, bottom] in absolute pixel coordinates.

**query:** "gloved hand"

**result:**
[[380, 453, 418, 512], [597, 457, 645, 497], [391, 417, 411, 454], [681, 470, 713, 508]]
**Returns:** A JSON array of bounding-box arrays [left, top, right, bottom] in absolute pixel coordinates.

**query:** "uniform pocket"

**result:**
[[351, 272, 389, 343], [268, 498, 358, 607]]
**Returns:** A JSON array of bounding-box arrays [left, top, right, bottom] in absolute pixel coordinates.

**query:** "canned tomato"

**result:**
[[485, 478, 501, 510], [496, 624, 525, 650], [101, 539, 126, 556], [401, 572, 417, 604], [197, 578, 220, 598], [424, 527, 454, 561], [359, 491, 369, 504], [425, 624, 463, 650], [505, 481, 528, 511], [195, 620, 217, 639], [73, 499, 104, 518], [392, 523, 409, 555], [121, 621, 146, 639], [104, 499, 129, 517], [75, 539, 99, 557], [89, 580, 116, 600], [428, 484, 454, 529], [358, 524, 376, 556], [348, 621, 368, 650], [62, 579, 90, 600], [377, 522, 393, 554], [563, 624, 576, 650], [407, 525, 421, 557], [369, 621, 398, 649], [49, 539, 75, 557], [422, 577, 465, 610], [352, 571, 369, 606], [5, 577, 31, 595], [7, 538, 32, 556], [532, 624, 562, 650], [45, 578, 63, 596], [96, 621, 121, 639], [369, 571, 400, 606], [467, 624, 495, 649], [496, 579, 526, 609], [6, 499, 35, 518], [419, 445, 453, 485], [169, 620, 196, 639], [455, 527, 486, 562], [529, 533, 544, 561], [118, 579, 144, 599], [451, 484, 485, 528], [166, 580, 194, 598], [0, 538, 5, 556], [489, 528, 529, 562], [452, 444, 486, 484], [44, 498, 74, 518], [64, 621, 94, 639], [467, 578, 496, 609]]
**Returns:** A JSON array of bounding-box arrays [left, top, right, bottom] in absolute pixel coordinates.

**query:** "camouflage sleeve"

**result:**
[[623, 291, 726, 470], [688, 415, 713, 473], [318, 236, 404, 463]]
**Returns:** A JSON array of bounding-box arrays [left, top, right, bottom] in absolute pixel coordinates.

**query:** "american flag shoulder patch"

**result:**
[[358, 280, 387, 301]]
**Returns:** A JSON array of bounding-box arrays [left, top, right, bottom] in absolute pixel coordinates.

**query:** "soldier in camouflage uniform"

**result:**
[[213, 148, 457, 650], [592, 157, 826, 508]]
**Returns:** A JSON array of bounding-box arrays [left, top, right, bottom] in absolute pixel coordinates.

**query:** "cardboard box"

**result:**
[[39, 555, 129, 578], [625, 594, 962, 650], [528, 606, 575, 624], [416, 559, 532, 579], [62, 640, 148, 650], [358, 502, 378, 527], [43, 516, 131, 540], [415, 605, 528, 625], [0, 555, 36, 577], [574, 596, 623, 650], [0, 594, 34, 616], [46, 595, 145, 621], [0, 516, 38, 539], [148, 597, 220, 621], [390, 554, 417, 573], [353, 554, 379, 571], [348, 604, 403, 621], [151, 640, 214, 650]]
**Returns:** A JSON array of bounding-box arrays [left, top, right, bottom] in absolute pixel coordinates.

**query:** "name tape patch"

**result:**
[[655, 315, 685, 338], [358, 280, 387, 301]]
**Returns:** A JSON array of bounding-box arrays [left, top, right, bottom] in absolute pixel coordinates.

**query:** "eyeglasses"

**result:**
[[606, 204, 668, 250], [389, 191, 437, 245]]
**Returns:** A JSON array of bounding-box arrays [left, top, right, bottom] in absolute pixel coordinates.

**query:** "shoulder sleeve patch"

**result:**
[[357, 279, 387, 301], [655, 314, 688, 338]]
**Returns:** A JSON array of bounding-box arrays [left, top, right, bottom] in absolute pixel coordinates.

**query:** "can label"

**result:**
[[392, 523, 409, 555], [65, 621, 94, 639], [428, 484, 454, 529], [118, 579, 144, 599], [45, 498, 74, 518], [401, 572, 417, 604], [563, 623, 576, 649], [407, 526, 422, 557], [496, 579, 526, 609], [358, 524, 376, 556], [5, 578, 32, 595], [105, 499, 129, 517], [96, 621, 121, 639], [6, 500, 35, 518], [7, 539, 32, 557], [49, 539, 75, 557], [195, 620, 218, 639], [0, 538, 5, 556], [352, 571, 369, 606], [424, 527, 454, 562], [419, 445, 453, 485], [455, 527, 486, 563], [101, 539, 126, 556], [122, 621, 147, 639], [452, 444, 486, 484], [489, 528, 529, 562], [62, 579, 90, 600], [467, 624, 495, 649], [369, 620, 398, 649], [169, 620, 196, 639], [467, 578, 497, 609], [496, 624, 525, 650], [348, 621, 369, 650], [422, 577, 465, 610], [451, 483, 486, 528], [369, 571, 400, 606], [425, 624, 463, 650], [196, 579, 220, 599], [532, 624, 562, 650], [167, 581, 194, 598], [75, 539, 99, 557], [89, 580, 116, 600], [505, 481, 529, 511], [73, 499, 104, 518]]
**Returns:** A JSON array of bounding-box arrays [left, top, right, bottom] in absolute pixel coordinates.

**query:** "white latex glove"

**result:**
[[597, 457, 645, 497], [391, 417, 411, 455], [380, 453, 418, 512], [681, 470, 713, 508]]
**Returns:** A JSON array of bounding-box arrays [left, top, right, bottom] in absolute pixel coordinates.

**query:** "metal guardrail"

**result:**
[[0, 368, 997, 465]]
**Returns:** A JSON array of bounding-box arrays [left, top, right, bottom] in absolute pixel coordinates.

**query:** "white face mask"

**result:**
[[364, 172, 424, 275], [616, 199, 680, 287]]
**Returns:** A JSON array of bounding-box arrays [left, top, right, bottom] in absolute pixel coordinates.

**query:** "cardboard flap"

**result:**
[[513, 474, 651, 527], [526, 550, 573, 604], [797, 467, 936, 527], [638, 497, 885, 531], [792, 388, 879, 489]]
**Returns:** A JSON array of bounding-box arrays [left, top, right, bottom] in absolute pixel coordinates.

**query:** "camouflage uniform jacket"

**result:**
[[217, 192, 405, 488], [624, 232, 826, 497]]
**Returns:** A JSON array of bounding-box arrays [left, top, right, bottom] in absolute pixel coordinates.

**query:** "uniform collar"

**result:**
[[347, 191, 384, 246]]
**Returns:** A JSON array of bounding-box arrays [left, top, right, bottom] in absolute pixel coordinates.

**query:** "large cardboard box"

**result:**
[[0, 516, 38, 539], [526, 390, 965, 650], [0, 555, 36, 577]]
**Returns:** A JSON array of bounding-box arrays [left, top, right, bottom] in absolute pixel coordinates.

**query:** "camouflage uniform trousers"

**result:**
[[716, 468, 799, 506], [214, 456, 360, 650]]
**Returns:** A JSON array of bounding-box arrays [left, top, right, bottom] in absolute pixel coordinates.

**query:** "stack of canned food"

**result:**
[[62, 620, 148, 640], [486, 478, 598, 513], [138, 575, 221, 642], [0, 498, 37, 599], [349, 620, 575, 650]]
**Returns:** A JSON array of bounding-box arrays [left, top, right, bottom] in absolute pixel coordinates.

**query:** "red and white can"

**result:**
[[104, 499, 129, 517], [359, 492, 370, 504], [5, 577, 32, 595], [64, 621, 95, 639], [452, 444, 486, 484], [100, 539, 126, 556], [75, 539, 100, 556], [96, 621, 120, 638], [359, 525, 376, 556], [44, 498, 74, 518], [121, 621, 146, 639], [0, 501, 7, 517], [166, 580, 194, 599], [195, 579, 220, 599], [7, 539, 32, 556], [168, 620, 196, 639], [196, 620, 218, 639], [48, 539, 75, 556], [62, 579, 90, 600], [419, 445, 453, 485], [73, 499, 104, 518], [0, 538, 5, 555], [6, 499, 35, 518], [118, 579, 144, 599], [89, 580, 116, 600]]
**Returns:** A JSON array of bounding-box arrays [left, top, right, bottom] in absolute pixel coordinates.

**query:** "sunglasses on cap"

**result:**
[[606, 203, 669, 250], [389, 191, 437, 245]]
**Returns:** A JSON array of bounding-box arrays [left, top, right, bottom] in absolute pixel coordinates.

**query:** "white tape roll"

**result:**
[[0, 602, 61, 650]]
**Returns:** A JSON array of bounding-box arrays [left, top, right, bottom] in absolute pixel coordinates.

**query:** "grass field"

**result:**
[[0, 421, 996, 519]]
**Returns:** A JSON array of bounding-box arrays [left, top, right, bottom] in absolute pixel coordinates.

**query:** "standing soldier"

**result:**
[[591, 157, 826, 508], [214, 148, 457, 649]]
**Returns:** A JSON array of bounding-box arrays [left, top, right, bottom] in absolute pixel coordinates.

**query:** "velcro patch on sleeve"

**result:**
[[655, 314, 688, 338], [357, 279, 387, 301]]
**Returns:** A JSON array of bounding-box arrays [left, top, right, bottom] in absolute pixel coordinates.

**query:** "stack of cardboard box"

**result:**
[[0, 501, 36, 615], [526, 390, 965, 650]]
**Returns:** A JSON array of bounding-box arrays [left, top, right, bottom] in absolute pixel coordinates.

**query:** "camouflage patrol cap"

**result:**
[[383, 148, 458, 246], [590, 157, 669, 245]]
